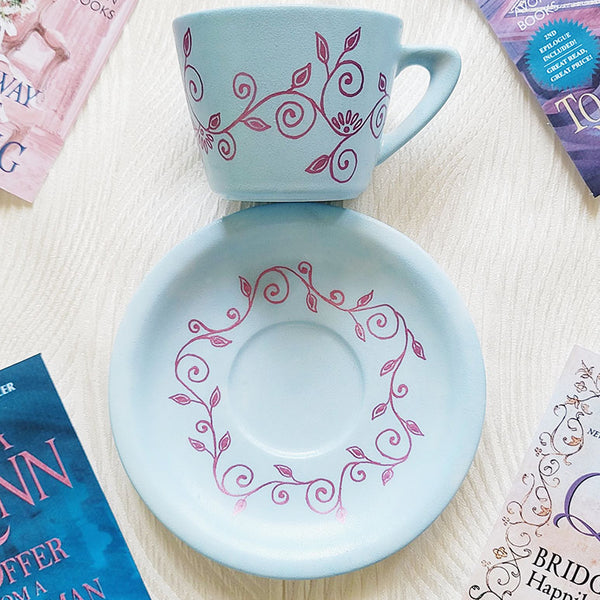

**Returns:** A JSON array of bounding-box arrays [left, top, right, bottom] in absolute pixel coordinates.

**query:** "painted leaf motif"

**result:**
[[234, 499, 247, 514], [378, 73, 387, 92], [406, 420, 424, 436], [305, 154, 330, 174], [566, 436, 583, 446], [355, 323, 366, 342], [354, 323, 367, 342], [170, 393, 192, 405], [219, 431, 231, 452], [183, 28, 192, 57], [208, 112, 221, 130], [357, 290, 373, 307], [210, 387, 221, 408], [582, 403, 592, 415], [382, 468, 394, 486], [412, 339, 426, 360], [316, 32, 329, 64], [239, 276, 252, 298], [372, 402, 387, 420], [189, 438, 206, 452], [274, 464, 294, 478], [393, 383, 408, 399], [210, 335, 232, 348], [380, 359, 397, 376], [344, 27, 361, 52], [336, 507, 347, 522], [537, 505, 551, 517], [347, 446, 365, 459], [292, 62, 312, 88], [242, 117, 271, 132], [306, 292, 318, 313]]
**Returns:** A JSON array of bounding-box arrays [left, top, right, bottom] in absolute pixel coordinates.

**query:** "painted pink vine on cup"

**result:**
[[182, 26, 389, 184], [170, 262, 426, 521]]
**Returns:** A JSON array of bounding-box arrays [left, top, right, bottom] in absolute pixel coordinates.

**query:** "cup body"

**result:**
[[173, 6, 402, 201]]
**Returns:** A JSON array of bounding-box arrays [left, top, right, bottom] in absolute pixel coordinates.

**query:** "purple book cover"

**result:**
[[477, 0, 600, 196]]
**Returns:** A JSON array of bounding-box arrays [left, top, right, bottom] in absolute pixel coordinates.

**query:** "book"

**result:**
[[476, 0, 600, 196], [0, 0, 138, 202], [466, 346, 600, 600], [0, 354, 151, 599]]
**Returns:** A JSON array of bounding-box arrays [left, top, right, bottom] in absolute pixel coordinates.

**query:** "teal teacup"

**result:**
[[173, 6, 461, 201]]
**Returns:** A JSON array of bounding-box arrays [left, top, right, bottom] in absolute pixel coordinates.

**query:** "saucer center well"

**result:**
[[228, 321, 364, 458]]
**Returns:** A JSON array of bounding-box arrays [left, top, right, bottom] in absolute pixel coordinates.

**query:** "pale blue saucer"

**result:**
[[109, 203, 485, 579]]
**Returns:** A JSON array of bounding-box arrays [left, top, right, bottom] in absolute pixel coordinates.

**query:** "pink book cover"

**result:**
[[0, 0, 137, 202], [466, 346, 600, 600]]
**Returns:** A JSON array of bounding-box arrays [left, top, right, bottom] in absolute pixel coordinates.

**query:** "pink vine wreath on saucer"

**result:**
[[169, 261, 426, 521]]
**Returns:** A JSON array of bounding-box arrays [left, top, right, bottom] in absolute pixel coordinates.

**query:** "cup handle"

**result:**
[[377, 46, 461, 165]]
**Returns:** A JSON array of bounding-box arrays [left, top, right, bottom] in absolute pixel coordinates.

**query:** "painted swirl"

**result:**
[[218, 133, 236, 161], [271, 484, 291, 506], [233, 72, 257, 104], [334, 60, 364, 98], [177, 353, 209, 385], [275, 96, 317, 139], [330, 145, 357, 183], [370, 97, 388, 139], [185, 64, 204, 102], [222, 464, 256, 493], [260, 269, 291, 304], [306, 478, 336, 513], [365, 306, 402, 340], [376, 427, 411, 461]]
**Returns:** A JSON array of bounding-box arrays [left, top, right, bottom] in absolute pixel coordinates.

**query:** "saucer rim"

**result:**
[[109, 203, 486, 579]]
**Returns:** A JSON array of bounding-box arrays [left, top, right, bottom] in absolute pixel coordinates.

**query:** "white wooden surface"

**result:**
[[1, 0, 599, 598]]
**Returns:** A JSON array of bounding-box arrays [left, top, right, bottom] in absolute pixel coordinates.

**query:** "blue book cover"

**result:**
[[0, 354, 151, 600]]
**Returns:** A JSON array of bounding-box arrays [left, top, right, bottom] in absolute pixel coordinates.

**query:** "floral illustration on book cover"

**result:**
[[477, 0, 600, 196], [466, 346, 600, 600], [0, 0, 137, 202], [0, 355, 151, 599]]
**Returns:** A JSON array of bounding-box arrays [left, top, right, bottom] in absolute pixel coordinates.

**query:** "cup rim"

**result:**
[[173, 5, 402, 27]]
